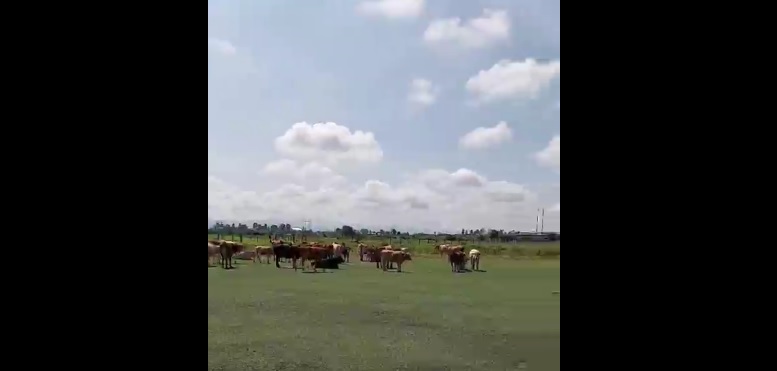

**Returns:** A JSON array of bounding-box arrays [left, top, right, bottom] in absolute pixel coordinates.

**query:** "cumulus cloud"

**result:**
[[262, 159, 347, 187], [210, 166, 552, 232], [407, 78, 439, 106], [534, 135, 560, 172], [211, 121, 558, 232], [208, 37, 236, 56], [273, 122, 383, 167], [459, 121, 513, 150], [423, 9, 509, 49], [356, 0, 424, 19], [466, 59, 560, 104]]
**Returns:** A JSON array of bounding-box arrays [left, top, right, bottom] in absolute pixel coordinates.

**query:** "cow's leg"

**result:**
[[397, 262, 402, 273], [275, 255, 281, 268]]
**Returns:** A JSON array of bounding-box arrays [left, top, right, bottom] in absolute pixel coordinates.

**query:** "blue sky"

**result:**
[[208, 0, 560, 232]]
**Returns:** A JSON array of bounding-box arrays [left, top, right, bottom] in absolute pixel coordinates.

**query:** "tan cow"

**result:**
[[379, 249, 394, 271], [218, 240, 244, 269], [433, 244, 451, 257], [468, 249, 481, 271], [208, 242, 220, 266], [388, 251, 412, 272], [253, 246, 274, 264]]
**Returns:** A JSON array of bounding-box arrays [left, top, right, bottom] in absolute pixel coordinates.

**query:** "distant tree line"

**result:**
[[209, 222, 558, 242]]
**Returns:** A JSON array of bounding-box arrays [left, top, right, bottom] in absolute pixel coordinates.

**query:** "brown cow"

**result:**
[[253, 246, 274, 264], [386, 251, 412, 272], [448, 250, 466, 273], [363, 246, 383, 268], [298, 246, 329, 273]]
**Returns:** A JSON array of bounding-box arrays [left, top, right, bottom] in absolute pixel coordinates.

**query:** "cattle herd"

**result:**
[[207, 239, 482, 274]]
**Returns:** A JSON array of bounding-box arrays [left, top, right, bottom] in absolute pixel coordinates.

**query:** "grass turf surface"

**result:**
[[208, 257, 560, 371]]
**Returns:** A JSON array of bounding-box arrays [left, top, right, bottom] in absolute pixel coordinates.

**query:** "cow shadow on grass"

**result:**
[[453, 268, 487, 273]]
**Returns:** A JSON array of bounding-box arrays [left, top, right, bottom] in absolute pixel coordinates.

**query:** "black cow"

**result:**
[[272, 243, 301, 270], [312, 256, 345, 270]]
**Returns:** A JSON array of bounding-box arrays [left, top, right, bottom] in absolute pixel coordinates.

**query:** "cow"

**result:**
[[379, 249, 394, 271], [298, 246, 330, 273], [468, 249, 481, 271], [253, 246, 274, 264], [448, 250, 466, 273], [219, 240, 244, 269], [364, 246, 383, 268], [208, 242, 220, 266], [272, 242, 301, 270], [342, 244, 351, 263], [386, 251, 412, 272], [331, 243, 345, 260], [433, 244, 450, 257], [357, 243, 367, 261], [312, 256, 345, 270]]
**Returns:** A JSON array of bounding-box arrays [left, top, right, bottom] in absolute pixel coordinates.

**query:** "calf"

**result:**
[[448, 251, 466, 273], [468, 249, 481, 271], [312, 256, 345, 270]]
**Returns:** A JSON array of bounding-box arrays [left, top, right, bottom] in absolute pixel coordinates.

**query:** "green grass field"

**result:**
[[208, 254, 560, 370]]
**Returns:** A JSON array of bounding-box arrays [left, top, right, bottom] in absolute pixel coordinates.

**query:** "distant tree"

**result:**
[[488, 229, 499, 240], [360, 228, 369, 235], [270, 225, 278, 233], [341, 225, 355, 239]]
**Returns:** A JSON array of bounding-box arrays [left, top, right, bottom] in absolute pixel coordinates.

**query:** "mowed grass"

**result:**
[[208, 256, 560, 371]]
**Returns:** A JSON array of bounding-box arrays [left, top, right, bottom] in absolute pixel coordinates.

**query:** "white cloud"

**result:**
[[210, 122, 558, 232], [273, 122, 383, 167], [356, 0, 424, 19], [423, 9, 509, 49], [262, 159, 347, 187], [209, 167, 545, 232], [466, 59, 560, 104], [534, 135, 560, 172], [459, 121, 513, 150], [208, 37, 236, 56], [407, 78, 439, 106]]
